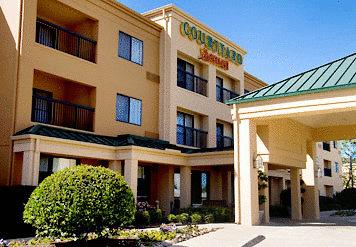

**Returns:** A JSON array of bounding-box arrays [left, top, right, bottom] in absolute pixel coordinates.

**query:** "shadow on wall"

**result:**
[[0, 4, 18, 186]]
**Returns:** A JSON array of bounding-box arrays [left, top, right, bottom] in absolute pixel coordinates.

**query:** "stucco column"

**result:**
[[238, 118, 259, 226], [210, 168, 222, 200], [222, 171, 232, 205], [157, 166, 174, 214], [108, 160, 122, 175], [21, 149, 40, 186], [204, 64, 216, 100], [180, 166, 191, 208], [124, 159, 138, 201], [232, 105, 240, 223], [302, 141, 320, 220], [290, 168, 302, 220], [207, 116, 217, 148]]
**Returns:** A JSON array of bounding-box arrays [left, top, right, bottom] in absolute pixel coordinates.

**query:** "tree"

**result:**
[[339, 140, 356, 188]]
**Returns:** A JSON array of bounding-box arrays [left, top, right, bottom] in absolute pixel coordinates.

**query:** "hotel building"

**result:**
[[0, 0, 347, 223], [0, 0, 267, 215]]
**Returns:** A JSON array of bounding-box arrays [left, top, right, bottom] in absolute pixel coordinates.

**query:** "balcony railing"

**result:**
[[36, 18, 96, 63], [216, 135, 234, 148], [177, 69, 207, 96], [323, 142, 331, 152], [216, 85, 239, 103], [177, 124, 207, 148], [32, 95, 95, 131], [324, 168, 332, 177]]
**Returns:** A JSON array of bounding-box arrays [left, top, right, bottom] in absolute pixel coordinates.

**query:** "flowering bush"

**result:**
[[159, 223, 177, 233], [136, 201, 155, 212], [0, 239, 6, 247]]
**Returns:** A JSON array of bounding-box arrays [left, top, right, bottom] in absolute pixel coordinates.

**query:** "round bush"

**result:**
[[23, 165, 135, 238], [190, 213, 202, 224], [176, 213, 189, 224], [167, 214, 176, 223]]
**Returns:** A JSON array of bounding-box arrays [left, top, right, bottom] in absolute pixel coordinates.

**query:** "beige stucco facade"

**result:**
[[0, 1, 270, 216], [268, 142, 344, 207]]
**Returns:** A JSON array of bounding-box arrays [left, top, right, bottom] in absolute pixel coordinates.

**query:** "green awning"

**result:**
[[227, 52, 356, 105], [14, 125, 233, 154]]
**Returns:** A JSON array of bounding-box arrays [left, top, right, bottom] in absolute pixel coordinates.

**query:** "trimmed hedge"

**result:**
[[335, 188, 356, 209], [23, 165, 135, 238], [178, 207, 232, 223]]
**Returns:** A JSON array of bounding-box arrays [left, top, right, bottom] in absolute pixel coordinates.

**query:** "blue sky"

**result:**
[[118, 0, 356, 84]]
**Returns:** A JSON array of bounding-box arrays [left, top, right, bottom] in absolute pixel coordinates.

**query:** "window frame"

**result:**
[[116, 93, 142, 126], [118, 31, 144, 66]]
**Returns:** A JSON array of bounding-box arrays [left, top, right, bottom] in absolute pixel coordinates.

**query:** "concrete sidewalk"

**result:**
[[175, 212, 356, 247]]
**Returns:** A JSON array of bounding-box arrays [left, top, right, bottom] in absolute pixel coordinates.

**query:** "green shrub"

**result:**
[[331, 210, 356, 217], [178, 207, 232, 223], [135, 210, 150, 226], [167, 214, 176, 223], [204, 214, 214, 223], [335, 188, 356, 209], [176, 213, 189, 224], [23, 165, 135, 238], [319, 196, 341, 211], [149, 209, 163, 224], [190, 213, 202, 224]]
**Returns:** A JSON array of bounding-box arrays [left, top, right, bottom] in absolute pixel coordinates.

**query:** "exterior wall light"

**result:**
[[253, 154, 264, 169]]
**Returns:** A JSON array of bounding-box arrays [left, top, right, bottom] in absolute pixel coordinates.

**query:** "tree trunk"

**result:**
[[350, 154, 354, 188]]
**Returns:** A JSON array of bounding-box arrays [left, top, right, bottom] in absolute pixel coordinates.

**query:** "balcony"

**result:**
[[32, 94, 94, 132], [36, 18, 96, 63], [177, 124, 207, 148], [324, 168, 332, 177], [216, 135, 233, 148], [323, 142, 331, 152], [216, 85, 239, 103], [177, 69, 207, 96]]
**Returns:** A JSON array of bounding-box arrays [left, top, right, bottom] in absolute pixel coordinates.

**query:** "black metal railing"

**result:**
[[216, 135, 234, 148], [216, 85, 239, 103], [36, 18, 96, 63], [32, 95, 95, 131], [176, 124, 207, 148], [324, 168, 332, 177], [177, 69, 208, 96], [323, 142, 331, 152]]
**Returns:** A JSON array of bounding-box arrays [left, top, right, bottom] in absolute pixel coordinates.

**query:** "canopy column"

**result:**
[[237, 119, 259, 226], [302, 141, 320, 220], [291, 168, 302, 220]]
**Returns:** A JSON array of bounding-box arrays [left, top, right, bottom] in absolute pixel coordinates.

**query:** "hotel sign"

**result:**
[[180, 21, 243, 70]]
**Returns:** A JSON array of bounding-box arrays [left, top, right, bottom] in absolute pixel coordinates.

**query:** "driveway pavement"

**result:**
[[175, 211, 356, 247]]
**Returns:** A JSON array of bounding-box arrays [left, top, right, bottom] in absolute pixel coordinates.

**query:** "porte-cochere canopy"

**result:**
[[227, 52, 356, 105], [228, 53, 356, 226]]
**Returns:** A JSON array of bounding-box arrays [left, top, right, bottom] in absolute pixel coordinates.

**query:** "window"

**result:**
[[116, 94, 142, 125], [216, 123, 224, 148], [118, 31, 143, 65], [177, 58, 195, 91], [39, 156, 76, 183], [216, 77, 223, 102], [177, 112, 194, 146], [335, 162, 339, 173], [137, 166, 150, 200]]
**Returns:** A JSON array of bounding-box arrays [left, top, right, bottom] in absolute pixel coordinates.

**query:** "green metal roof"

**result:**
[[14, 125, 233, 154], [227, 52, 356, 105]]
